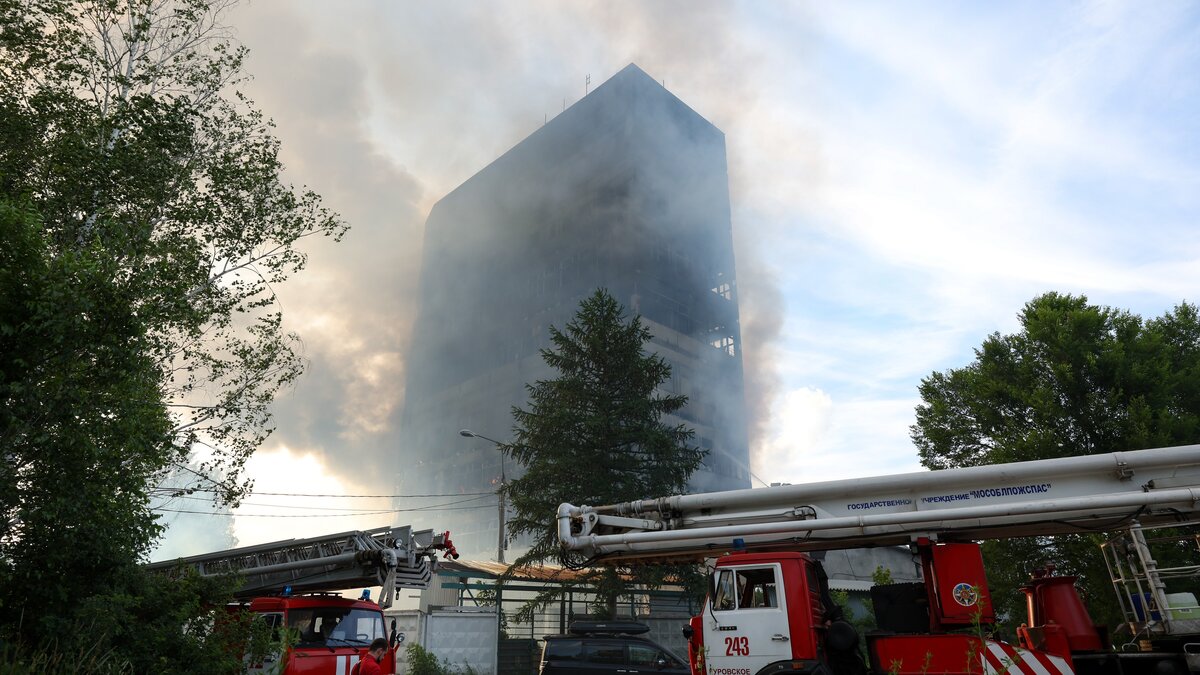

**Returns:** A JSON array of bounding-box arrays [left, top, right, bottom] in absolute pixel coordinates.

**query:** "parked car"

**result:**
[[540, 621, 689, 674]]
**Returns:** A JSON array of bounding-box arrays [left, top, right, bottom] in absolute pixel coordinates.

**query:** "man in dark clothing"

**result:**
[[352, 637, 389, 675]]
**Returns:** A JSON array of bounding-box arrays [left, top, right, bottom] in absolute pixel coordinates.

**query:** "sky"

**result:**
[[151, 0, 1200, 560]]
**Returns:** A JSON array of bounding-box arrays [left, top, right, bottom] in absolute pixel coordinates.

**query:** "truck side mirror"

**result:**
[[389, 619, 398, 647]]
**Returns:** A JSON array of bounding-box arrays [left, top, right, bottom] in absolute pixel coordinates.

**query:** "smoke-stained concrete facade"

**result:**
[[398, 64, 750, 559]]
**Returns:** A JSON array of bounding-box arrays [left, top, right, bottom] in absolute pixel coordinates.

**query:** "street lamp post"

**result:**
[[459, 429, 507, 564]]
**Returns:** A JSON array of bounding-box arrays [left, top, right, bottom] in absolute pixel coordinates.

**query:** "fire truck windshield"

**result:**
[[289, 607, 386, 647]]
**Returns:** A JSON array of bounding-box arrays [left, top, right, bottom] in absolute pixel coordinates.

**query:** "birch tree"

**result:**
[[2, 0, 345, 503]]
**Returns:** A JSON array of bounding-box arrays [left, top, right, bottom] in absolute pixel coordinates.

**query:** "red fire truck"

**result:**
[[149, 525, 457, 674], [555, 444, 1200, 675]]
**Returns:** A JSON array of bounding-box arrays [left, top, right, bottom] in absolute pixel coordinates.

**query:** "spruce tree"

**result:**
[[502, 288, 706, 618]]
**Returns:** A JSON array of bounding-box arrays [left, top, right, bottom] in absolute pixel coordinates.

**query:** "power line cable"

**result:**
[[152, 503, 498, 518], [153, 508, 397, 518], [158, 493, 495, 512], [149, 487, 493, 498]]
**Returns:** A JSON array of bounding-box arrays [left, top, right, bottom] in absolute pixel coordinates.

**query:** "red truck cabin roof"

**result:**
[[714, 551, 811, 566], [247, 594, 378, 611]]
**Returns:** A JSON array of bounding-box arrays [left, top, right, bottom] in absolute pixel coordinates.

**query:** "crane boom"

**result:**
[[558, 444, 1200, 563], [147, 525, 458, 608]]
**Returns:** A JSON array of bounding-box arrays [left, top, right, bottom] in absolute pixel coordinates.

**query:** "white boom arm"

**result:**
[[558, 445, 1200, 563], [148, 525, 458, 608]]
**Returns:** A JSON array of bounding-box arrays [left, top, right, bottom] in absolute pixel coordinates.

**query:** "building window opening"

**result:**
[[711, 335, 736, 356]]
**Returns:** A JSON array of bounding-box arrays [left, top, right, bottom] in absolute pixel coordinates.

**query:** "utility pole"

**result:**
[[459, 429, 507, 564], [495, 457, 506, 565]]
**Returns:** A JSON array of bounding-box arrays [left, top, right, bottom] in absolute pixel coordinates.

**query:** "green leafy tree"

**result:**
[[1, 200, 280, 672], [0, 0, 343, 667], [503, 288, 707, 618], [0, 198, 171, 627], [911, 292, 1200, 627], [1, 0, 344, 501]]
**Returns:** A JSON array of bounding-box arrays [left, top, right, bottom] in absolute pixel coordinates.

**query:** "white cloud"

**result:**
[[232, 447, 394, 547], [732, 5, 1200, 481], [758, 387, 833, 467], [756, 387, 924, 484]]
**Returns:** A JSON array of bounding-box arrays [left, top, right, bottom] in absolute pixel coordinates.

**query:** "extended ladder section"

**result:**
[[1102, 525, 1200, 641], [148, 526, 458, 608], [558, 444, 1200, 563]]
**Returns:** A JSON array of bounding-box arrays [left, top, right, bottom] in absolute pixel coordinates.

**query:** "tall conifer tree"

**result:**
[[502, 288, 706, 618]]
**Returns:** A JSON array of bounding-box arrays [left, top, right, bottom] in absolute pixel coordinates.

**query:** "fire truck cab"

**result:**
[[150, 525, 457, 675], [243, 593, 397, 675]]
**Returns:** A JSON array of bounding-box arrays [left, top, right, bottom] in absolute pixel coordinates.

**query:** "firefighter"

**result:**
[[351, 638, 388, 675]]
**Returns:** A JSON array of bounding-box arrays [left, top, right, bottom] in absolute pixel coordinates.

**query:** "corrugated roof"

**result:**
[[436, 559, 587, 582], [827, 579, 874, 592], [435, 560, 639, 583]]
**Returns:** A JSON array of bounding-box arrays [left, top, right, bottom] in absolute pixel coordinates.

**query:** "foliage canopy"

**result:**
[[912, 292, 1199, 468], [2, 0, 346, 504], [910, 291, 1200, 626], [1, 0, 342, 667]]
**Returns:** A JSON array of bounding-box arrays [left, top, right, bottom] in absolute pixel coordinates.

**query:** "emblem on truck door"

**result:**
[[952, 582, 979, 607]]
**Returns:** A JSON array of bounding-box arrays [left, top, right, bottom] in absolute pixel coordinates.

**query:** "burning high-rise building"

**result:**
[[397, 64, 750, 559]]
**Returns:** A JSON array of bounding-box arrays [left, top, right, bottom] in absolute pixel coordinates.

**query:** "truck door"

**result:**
[[246, 611, 284, 675], [705, 563, 792, 671]]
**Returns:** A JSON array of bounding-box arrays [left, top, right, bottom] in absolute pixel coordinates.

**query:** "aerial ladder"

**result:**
[[556, 444, 1200, 675], [149, 525, 458, 674], [149, 525, 458, 609]]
